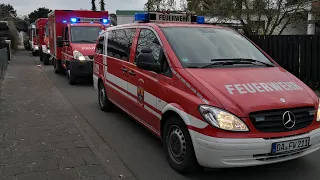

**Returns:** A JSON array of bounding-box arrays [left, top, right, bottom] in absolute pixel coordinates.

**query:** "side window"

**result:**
[[62, 27, 65, 40], [107, 28, 136, 61], [65, 27, 69, 40], [96, 36, 104, 54], [136, 28, 172, 77], [135, 29, 161, 63]]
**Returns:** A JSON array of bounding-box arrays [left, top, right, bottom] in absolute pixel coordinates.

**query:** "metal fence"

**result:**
[[0, 47, 8, 80], [249, 35, 320, 90]]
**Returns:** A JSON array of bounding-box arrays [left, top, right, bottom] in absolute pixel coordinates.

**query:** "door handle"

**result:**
[[121, 67, 127, 72], [128, 70, 135, 76]]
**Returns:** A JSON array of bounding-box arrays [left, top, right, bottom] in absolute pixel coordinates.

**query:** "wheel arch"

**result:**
[[160, 103, 209, 138], [160, 103, 192, 139]]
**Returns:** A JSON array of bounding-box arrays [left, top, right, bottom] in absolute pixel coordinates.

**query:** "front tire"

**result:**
[[67, 69, 76, 85], [40, 51, 43, 61], [54, 58, 59, 74], [32, 51, 37, 56], [98, 82, 113, 112], [163, 117, 201, 174], [43, 54, 49, 65]]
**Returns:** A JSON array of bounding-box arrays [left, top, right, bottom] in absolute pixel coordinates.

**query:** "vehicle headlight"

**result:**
[[47, 49, 50, 53], [317, 99, 320, 122], [198, 105, 249, 131], [73, 50, 89, 61]]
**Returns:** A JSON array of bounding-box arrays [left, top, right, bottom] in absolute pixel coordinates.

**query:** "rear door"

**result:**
[[126, 28, 163, 134], [105, 29, 132, 111]]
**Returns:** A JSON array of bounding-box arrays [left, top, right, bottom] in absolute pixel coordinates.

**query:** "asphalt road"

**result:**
[[33, 54, 320, 180]]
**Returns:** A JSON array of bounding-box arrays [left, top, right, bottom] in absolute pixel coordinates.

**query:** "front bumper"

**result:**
[[190, 128, 320, 168], [68, 59, 93, 77]]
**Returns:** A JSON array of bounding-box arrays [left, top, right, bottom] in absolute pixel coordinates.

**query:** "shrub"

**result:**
[[7, 19, 20, 51]]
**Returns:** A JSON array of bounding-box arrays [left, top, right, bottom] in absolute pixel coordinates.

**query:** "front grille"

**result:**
[[253, 148, 307, 161], [250, 107, 315, 132], [88, 55, 94, 59]]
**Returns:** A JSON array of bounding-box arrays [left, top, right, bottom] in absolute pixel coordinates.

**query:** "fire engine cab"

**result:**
[[35, 18, 48, 63], [48, 10, 108, 84], [42, 21, 51, 65], [93, 11, 320, 173], [28, 23, 38, 56]]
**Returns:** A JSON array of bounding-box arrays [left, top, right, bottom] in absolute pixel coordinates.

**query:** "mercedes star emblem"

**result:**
[[282, 111, 295, 129], [280, 98, 286, 103]]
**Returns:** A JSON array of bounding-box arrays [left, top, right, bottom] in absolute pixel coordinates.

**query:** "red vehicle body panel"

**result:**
[[94, 22, 320, 140], [48, 10, 108, 61], [35, 18, 48, 47]]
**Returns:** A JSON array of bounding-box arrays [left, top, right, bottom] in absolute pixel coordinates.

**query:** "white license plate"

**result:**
[[271, 137, 310, 154]]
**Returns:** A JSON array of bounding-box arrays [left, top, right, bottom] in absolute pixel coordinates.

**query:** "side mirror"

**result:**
[[57, 36, 69, 47], [136, 48, 161, 73], [57, 36, 63, 47]]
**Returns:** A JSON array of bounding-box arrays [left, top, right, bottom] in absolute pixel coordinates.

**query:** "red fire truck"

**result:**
[[35, 18, 48, 62], [28, 23, 38, 56], [42, 21, 51, 65], [48, 10, 108, 85]]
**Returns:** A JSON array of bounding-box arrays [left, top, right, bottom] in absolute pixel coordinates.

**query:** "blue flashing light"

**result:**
[[102, 18, 108, 24], [134, 13, 149, 22], [62, 20, 67, 23], [196, 16, 205, 24], [70, 18, 77, 23]]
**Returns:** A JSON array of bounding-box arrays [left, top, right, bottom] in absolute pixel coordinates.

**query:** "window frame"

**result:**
[[106, 28, 137, 62], [134, 26, 172, 77]]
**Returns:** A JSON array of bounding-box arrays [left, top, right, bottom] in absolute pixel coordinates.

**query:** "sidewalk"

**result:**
[[0, 51, 110, 179]]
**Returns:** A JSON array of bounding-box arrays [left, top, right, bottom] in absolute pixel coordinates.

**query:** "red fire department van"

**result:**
[[93, 12, 320, 173], [35, 18, 48, 63], [28, 23, 38, 56], [48, 10, 108, 84]]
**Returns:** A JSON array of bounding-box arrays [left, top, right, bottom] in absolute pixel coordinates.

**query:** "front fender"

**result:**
[[161, 103, 208, 129]]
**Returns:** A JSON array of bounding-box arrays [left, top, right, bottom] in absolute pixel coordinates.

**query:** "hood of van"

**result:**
[[185, 67, 316, 116], [71, 43, 96, 56]]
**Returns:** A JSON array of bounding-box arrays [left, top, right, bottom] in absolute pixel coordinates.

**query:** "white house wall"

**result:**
[[117, 15, 134, 25], [275, 18, 308, 35]]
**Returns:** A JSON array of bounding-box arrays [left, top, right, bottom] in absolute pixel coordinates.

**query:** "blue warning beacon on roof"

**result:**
[[134, 12, 205, 24]]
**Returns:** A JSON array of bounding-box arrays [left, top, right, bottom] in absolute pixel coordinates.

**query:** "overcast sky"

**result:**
[[1, 0, 146, 16]]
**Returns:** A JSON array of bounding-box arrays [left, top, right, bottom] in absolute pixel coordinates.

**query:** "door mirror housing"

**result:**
[[136, 48, 161, 73], [57, 36, 69, 47], [57, 36, 63, 47]]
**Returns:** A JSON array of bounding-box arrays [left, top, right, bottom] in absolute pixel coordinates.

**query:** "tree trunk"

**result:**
[[100, 0, 105, 11], [91, 0, 97, 11]]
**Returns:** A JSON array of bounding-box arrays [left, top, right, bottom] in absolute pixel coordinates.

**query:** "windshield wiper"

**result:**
[[75, 40, 96, 43], [210, 58, 275, 67]]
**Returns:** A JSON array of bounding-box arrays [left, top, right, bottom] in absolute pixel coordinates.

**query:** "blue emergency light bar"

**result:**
[[63, 17, 109, 24], [134, 12, 205, 24]]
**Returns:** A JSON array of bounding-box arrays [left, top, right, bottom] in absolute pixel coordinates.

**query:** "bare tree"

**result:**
[[144, 0, 187, 11], [100, 0, 105, 11], [188, 0, 310, 35], [91, 0, 97, 11]]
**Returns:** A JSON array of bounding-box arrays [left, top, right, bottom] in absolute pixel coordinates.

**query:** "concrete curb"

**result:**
[[30, 55, 138, 180]]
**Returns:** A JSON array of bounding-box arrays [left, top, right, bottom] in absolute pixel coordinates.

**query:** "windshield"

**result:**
[[70, 26, 100, 43], [161, 27, 273, 68]]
